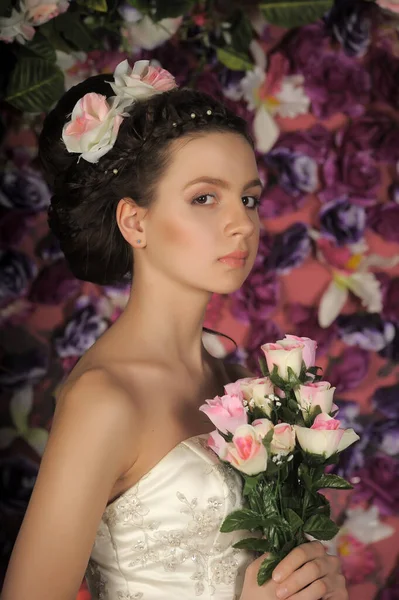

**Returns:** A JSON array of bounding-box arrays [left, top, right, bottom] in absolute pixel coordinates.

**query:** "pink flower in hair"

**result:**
[[62, 92, 124, 164], [110, 59, 177, 103]]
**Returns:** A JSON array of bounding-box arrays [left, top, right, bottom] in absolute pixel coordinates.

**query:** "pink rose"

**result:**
[[225, 377, 274, 417], [252, 418, 274, 439], [110, 59, 177, 103], [224, 424, 269, 476], [270, 423, 296, 456], [294, 381, 337, 418], [284, 334, 317, 368], [207, 430, 228, 458], [261, 338, 304, 379], [295, 413, 359, 458], [25, 0, 69, 26], [62, 92, 124, 164], [199, 393, 248, 434], [377, 0, 399, 13]]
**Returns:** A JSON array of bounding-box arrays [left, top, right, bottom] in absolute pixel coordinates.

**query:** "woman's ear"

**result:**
[[116, 197, 148, 248]]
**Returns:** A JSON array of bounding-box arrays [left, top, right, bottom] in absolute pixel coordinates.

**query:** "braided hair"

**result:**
[[38, 73, 253, 285]]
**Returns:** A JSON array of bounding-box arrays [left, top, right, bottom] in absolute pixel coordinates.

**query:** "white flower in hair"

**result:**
[[110, 59, 177, 103], [62, 93, 125, 164]]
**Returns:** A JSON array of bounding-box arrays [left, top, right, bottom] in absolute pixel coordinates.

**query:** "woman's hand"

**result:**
[[240, 541, 348, 600]]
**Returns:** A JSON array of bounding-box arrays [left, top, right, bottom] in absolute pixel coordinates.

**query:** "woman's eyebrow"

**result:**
[[183, 176, 263, 191]]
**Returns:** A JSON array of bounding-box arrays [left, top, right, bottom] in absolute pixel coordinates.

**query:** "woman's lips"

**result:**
[[218, 250, 248, 268]]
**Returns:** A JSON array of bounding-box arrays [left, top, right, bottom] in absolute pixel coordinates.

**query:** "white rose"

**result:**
[[294, 382, 336, 418], [295, 414, 359, 459], [261, 339, 304, 380]]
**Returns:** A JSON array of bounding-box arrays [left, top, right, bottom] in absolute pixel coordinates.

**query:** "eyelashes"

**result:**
[[191, 193, 260, 209]]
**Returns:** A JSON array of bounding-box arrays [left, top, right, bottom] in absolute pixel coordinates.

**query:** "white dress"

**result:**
[[85, 433, 257, 599]]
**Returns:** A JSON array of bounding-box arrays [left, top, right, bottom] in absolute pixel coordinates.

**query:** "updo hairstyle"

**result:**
[[38, 74, 253, 285]]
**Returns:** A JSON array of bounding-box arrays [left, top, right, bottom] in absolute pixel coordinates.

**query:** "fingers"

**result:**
[[273, 541, 326, 583], [279, 576, 334, 600], [275, 557, 330, 599]]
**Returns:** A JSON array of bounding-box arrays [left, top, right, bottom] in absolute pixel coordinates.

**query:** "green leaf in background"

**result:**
[[220, 508, 264, 532], [77, 0, 108, 11], [0, 0, 13, 18], [155, 0, 195, 19], [233, 537, 272, 552], [260, 0, 333, 28], [313, 474, 353, 490], [303, 514, 339, 540], [257, 554, 281, 586], [284, 508, 303, 533], [229, 11, 254, 55], [243, 474, 262, 496], [216, 47, 253, 71], [52, 10, 96, 52], [6, 57, 64, 113], [18, 32, 57, 63]]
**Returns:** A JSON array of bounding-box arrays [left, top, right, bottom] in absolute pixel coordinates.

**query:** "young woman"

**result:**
[[1, 61, 347, 600]]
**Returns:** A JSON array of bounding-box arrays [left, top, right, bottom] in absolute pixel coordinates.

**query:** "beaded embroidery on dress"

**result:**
[[85, 434, 257, 599]]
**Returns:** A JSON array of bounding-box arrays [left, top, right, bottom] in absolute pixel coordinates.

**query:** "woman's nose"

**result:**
[[223, 200, 257, 238]]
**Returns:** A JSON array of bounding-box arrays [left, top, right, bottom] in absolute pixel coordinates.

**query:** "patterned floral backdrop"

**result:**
[[1, 1, 399, 599]]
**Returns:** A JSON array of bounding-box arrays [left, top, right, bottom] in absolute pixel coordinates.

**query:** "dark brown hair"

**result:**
[[38, 73, 253, 285]]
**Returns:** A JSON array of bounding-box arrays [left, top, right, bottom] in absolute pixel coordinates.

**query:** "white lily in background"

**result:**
[[56, 50, 88, 90], [0, 3, 35, 43], [310, 230, 399, 328], [224, 41, 310, 153], [324, 506, 394, 557], [0, 385, 48, 456], [119, 5, 182, 51]]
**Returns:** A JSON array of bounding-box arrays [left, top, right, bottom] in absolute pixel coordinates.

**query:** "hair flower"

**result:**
[[62, 92, 124, 164], [110, 59, 177, 102]]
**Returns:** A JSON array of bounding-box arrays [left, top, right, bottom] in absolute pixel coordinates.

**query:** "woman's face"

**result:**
[[141, 131, 261, 295]]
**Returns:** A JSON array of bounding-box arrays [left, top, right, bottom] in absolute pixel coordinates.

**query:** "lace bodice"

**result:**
[[85, 433, 256, 599]]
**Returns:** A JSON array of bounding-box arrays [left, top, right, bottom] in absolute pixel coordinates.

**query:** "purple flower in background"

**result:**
[[0, 344, 49, 388], [0, 168, 51, 212], [288, 303, 337, 355], [338, 110, 399, 164], [283, 22, 330, 74], [28, 261, 81, 305], [252, 230, 273, 270], [327, 347, 369, 393], [367, 203, 399, 243], [320, 150, 380, 206], [373, 383, 399, 419], [330, 399, 371, 477], [370, 419, 399, 457], [0, 249, 37, 304], [304, 52, 371, 119], [230, 270, 279, 323], [0, 455, 38, 516], [36, 233, 64, 261], [259, 185, 308, 219], [274, 125, 334, 164], [351, 454, 399, 516], [388, 182, 399, 204], [319, 198, 366, 246], [54, 302, 109, 358], [264, 148, 318, 196], [324, 0, 373, 57], [368, 46, 399, 108], [267, 223, 311, 274], [378, 323, 399, 363], [245, 319, 283, 375], [382, 277, 399, 322], [337, 313, 395, 351], [0, 210, 34, 247]]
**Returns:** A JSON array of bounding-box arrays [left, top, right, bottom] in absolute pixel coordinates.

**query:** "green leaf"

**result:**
[[77, 0, 108, 11], [260, 0, 333, 28], [258, 356, 269, 377], [216, 47, 253, 71], [6, 58, 64, 113], [220, 509, 264, 532], [243, 474, 262, 496], [262, 428, 274, 453], [257, 554, 280, 586], [298, 463, 313, 492], [313, 474, 353, 491], [303, 514, 339, 541], [155, 0, 195, 19], [230, 11, 253, 54], [53, 11, 96, 52], [19, 32, 56, 63], [233, 537, 272, 552], [284, 508, 303, 533], [0, 0, 13, 18]]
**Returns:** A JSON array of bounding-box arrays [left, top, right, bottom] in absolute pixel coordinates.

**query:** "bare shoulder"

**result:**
[[224, 361, 256, 382]]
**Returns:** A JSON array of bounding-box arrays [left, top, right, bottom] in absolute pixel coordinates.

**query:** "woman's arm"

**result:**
[[2, 370, 138, 600]]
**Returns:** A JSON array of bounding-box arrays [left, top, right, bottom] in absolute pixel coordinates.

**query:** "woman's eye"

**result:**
[[192, 194, 216, 206], [242, 195, 260, 209]]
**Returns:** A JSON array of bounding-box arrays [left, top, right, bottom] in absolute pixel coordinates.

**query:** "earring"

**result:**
[[137, 239, 141, 244]]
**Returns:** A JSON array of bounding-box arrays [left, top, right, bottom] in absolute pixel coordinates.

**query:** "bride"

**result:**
[[1, 60, 347, 600]]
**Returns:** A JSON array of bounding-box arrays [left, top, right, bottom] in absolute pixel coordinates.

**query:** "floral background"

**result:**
[[1, 1, 399, 598]]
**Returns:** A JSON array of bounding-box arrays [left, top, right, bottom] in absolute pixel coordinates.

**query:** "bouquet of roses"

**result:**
[[199, 334, 360, 586]]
